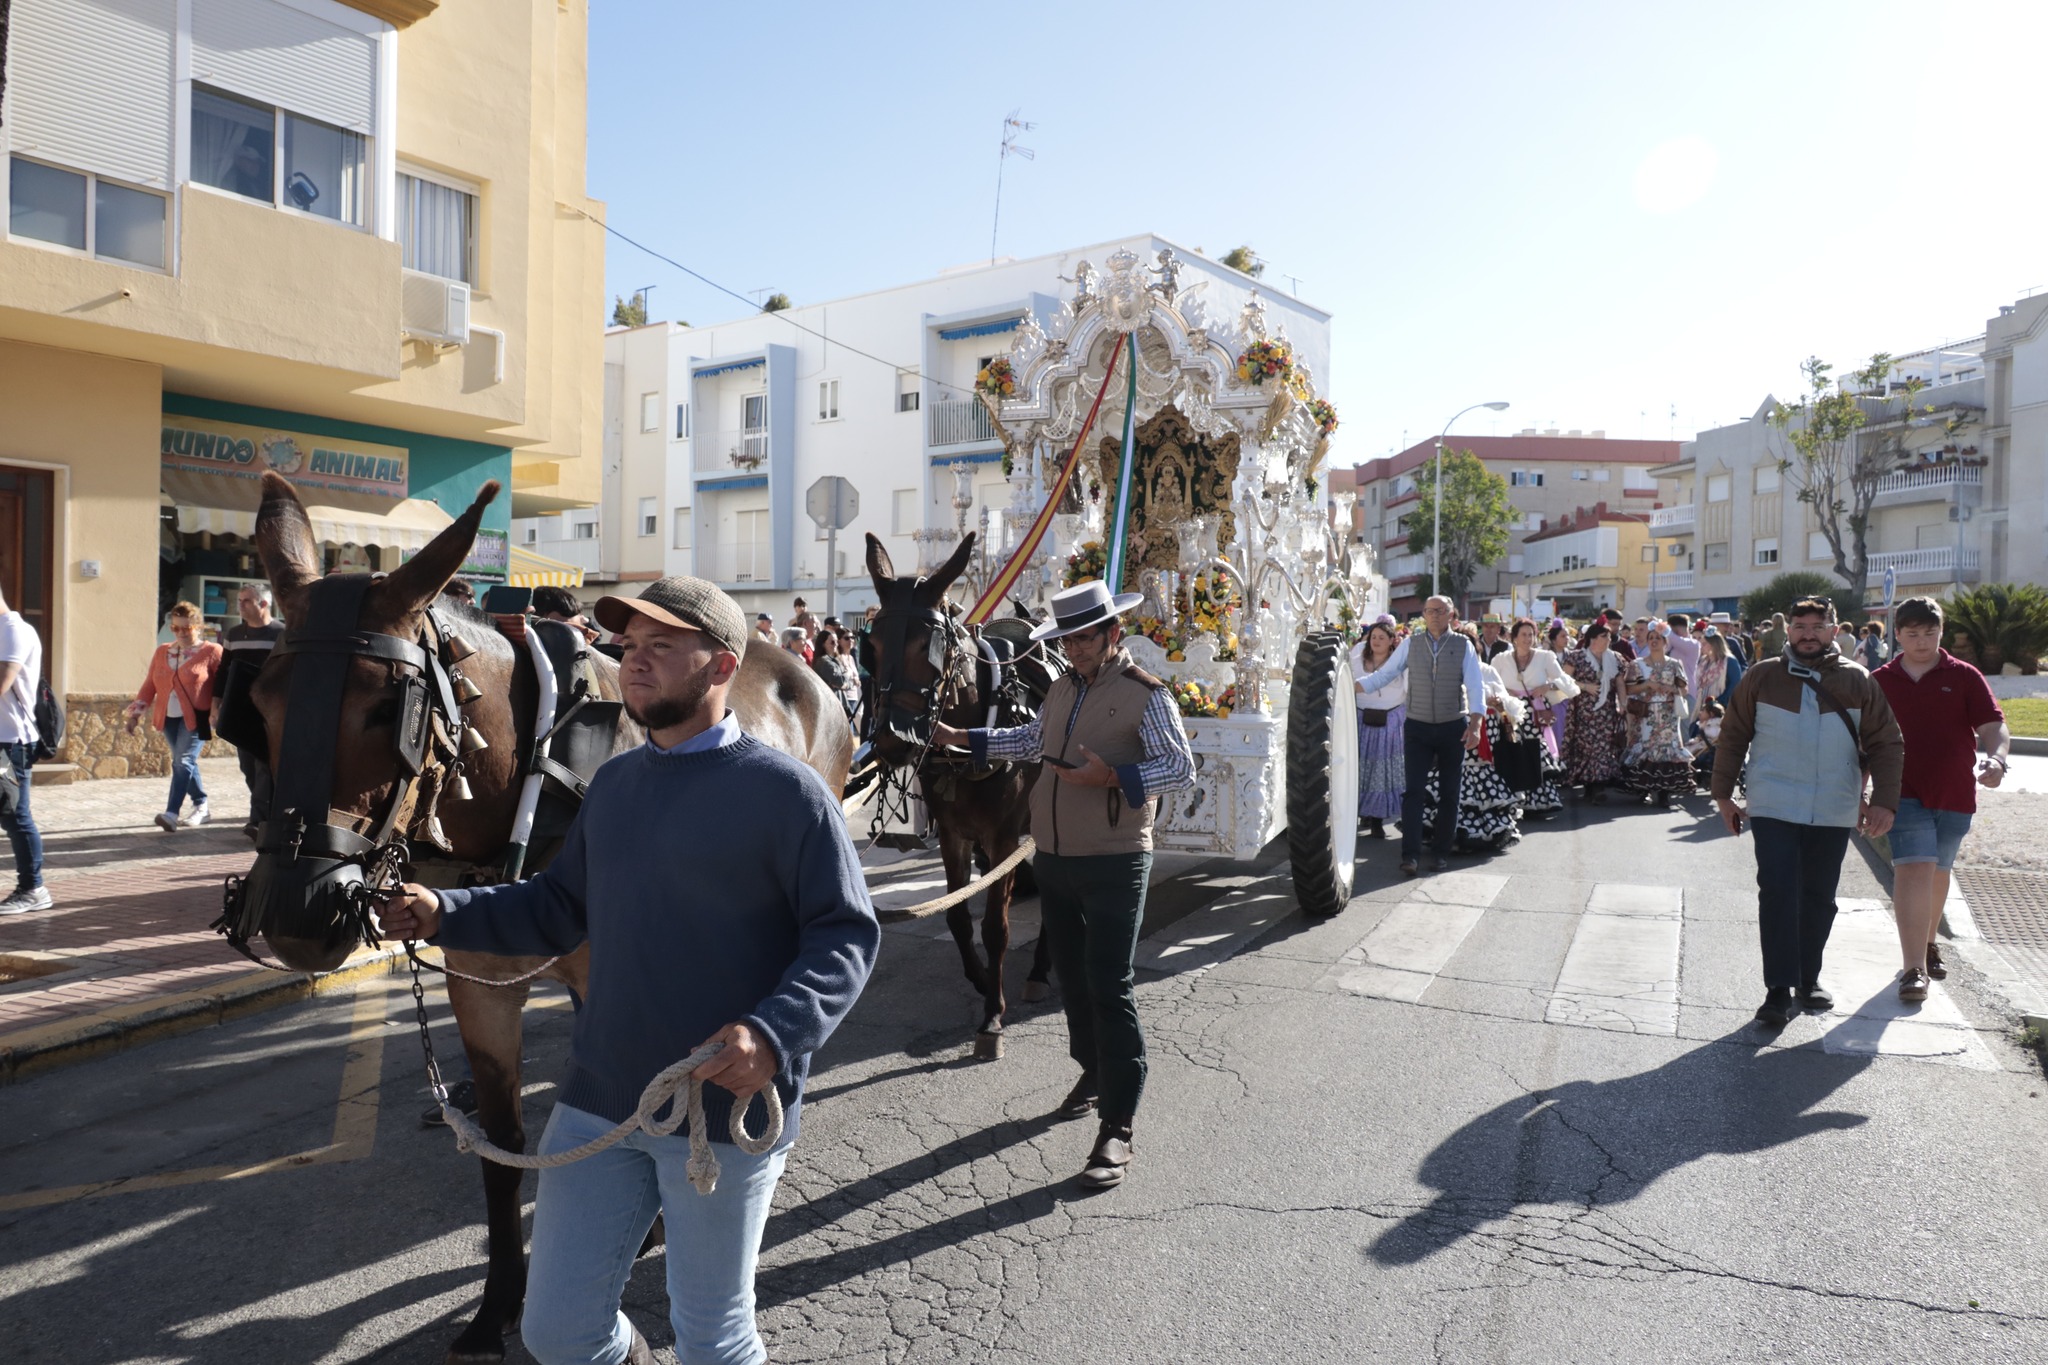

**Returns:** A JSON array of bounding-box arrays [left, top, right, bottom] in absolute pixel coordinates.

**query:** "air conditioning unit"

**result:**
[[401, 269, 470, 344]]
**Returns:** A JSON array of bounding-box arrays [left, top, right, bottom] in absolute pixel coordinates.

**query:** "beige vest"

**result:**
[[1027, 648, 1160, 856]]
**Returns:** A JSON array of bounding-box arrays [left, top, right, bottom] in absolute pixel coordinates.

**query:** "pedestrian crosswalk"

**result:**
[[1329, 877, 1999, 1070]]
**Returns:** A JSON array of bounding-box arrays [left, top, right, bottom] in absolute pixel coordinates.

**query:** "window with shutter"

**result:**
[[4, 0, 176, 189]]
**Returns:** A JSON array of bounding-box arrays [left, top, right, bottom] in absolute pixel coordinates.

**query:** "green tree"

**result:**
[[1404, 448, 1513, 607], [1221, 246, 1263, 278], [1770, 353, 1962, 604], [762, 293, 792, 312], [610, 293, 646, 327], [1942, 583, 2048, 674], [1739, 570, 1861, 627]]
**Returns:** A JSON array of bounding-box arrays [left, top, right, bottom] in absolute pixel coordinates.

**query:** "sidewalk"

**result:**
[[0, 760, 404, 1080], [1915, 752, 2048, 1032]]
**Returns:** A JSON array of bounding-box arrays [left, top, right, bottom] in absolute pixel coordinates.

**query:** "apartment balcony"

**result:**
[[696, 427, 770, 475], [928, 397, 996, 447], [1871, 464, 1982, 506], [1650, 568, 1695, 594], [1384, 551, 1428, 582], [1867, 547, 1980, 586], [1647, 504, 1696, 536], [708, 540, 774, 584]]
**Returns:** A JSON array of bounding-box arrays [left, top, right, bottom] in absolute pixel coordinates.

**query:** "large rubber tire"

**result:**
[[1286, 631, 1360, 919]]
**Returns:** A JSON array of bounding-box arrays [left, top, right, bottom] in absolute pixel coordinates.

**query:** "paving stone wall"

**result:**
[[60, 694, 237, 780]]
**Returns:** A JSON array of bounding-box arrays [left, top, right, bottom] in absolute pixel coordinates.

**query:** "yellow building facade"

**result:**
[[0, 0, 603, 776], [1518, 503, 1659, 621]]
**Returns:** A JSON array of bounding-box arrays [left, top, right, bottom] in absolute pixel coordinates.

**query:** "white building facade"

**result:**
[[518, 235, 1331, 619], [1983, 290, 2048, 590], [1654, 341, 1990, 616]]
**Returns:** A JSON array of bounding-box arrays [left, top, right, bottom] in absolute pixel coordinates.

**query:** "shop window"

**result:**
[[191, 86, 366, 228], [8, 156, 167, 268]]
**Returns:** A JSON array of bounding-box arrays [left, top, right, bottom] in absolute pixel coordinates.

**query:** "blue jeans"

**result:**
[[1888, 797, 1972, 870], [521, 1102, 788, 1365], [162, 716, 208, 814], [1400, 718, 1467, 859], [1, 741, 42, 891], [1750, 817, 1851, 990]]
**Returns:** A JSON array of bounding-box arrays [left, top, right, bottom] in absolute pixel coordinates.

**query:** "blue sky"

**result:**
[[588, 0, 2046, 463]]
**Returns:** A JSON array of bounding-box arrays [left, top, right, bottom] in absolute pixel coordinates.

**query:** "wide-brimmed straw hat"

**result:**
[[1030, 579, 1145, 641]]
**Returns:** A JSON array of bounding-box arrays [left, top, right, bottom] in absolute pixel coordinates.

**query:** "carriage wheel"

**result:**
[[1286, 630, 1359, 919]]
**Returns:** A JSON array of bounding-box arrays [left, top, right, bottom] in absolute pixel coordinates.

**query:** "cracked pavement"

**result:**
[[3, 798, 2046, 1362]]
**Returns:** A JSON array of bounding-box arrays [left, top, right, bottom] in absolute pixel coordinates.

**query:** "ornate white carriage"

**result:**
[[955, 248, 1386, 914]]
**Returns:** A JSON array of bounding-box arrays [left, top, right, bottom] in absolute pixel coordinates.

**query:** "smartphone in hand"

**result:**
[[1040, 753, 1080, 770]]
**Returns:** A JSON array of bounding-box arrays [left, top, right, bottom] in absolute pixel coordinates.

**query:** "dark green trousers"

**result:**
[[1034, 850, 1152, 1125]]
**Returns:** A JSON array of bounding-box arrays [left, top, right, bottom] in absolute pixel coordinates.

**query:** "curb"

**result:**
[[0, 946, 412, 1085], [2011, 736, 2047, 757]]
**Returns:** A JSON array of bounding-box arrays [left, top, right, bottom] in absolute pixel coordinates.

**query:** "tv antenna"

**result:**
[[990, 109, 1036, 265]]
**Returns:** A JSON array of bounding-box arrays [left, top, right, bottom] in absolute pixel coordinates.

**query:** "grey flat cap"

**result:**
[[593, 576, 750, 658]]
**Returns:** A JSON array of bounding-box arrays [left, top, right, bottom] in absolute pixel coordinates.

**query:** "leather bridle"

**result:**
[[214, 572, 480, 966]]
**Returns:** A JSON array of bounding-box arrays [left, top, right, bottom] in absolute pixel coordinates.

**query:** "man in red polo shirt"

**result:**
[[1872, 596, 2010, 1004]]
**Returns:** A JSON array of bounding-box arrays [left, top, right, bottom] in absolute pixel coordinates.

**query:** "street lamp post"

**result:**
[[1433, 401, 1511, 603]]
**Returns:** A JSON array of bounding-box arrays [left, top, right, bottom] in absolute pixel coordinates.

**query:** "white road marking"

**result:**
[[1334, 899, 1490, 1003], [1817, 899, 1998, 1070], [1545, 905, 1683, 1036]]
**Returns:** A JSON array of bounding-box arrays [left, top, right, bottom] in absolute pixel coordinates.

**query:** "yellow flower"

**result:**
[[1216, 706, 1232, 719], [1167, 650, 1185, 662]]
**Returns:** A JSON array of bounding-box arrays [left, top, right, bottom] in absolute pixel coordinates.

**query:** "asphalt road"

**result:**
[[4, 797, 2046, 1364]]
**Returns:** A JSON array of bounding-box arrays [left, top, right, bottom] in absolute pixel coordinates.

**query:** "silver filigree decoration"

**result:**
[[1098, 248, 1153, 334]]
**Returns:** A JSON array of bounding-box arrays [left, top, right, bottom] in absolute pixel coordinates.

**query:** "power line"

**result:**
[[575, 209, 930, 380]]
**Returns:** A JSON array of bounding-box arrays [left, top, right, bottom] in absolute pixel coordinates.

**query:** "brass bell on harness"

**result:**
[[459, 724, 490, 755], [453, 672, 485, 704], [445, 767, 474, 802], [444, 636, 477, 664]]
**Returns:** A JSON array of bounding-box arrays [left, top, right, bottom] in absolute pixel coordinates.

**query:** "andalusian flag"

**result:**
[[1101, 336, 1142, 593]]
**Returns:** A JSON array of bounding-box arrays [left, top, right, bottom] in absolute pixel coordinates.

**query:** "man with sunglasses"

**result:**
[[931, 579, 1194, 1191]]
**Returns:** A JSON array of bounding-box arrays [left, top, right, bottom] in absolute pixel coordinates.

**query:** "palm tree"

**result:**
[[1942, 584, 2048, 674]]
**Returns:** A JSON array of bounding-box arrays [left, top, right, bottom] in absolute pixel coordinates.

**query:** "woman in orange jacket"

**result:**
[[125, 601, 224, 831]]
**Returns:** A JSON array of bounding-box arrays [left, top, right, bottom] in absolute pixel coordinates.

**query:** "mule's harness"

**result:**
[[213, 573, 486, 972]]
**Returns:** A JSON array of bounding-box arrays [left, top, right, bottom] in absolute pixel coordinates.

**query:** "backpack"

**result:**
[[31, 675, 64, 764]]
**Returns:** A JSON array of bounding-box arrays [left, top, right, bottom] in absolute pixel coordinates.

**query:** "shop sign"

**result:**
[[161, 416, 409, 501], [462, 530, 510, 582]]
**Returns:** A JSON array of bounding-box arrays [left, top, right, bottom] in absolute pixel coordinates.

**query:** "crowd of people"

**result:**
[[1351, 594, 2012, 1018]]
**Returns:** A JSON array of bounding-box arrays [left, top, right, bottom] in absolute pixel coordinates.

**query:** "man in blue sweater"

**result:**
[[378, 576, 879, 1365]]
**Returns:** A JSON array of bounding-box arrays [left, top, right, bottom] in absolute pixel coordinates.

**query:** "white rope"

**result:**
[[439, 1041, 784, 1194], [879, 838, 1035, 920]]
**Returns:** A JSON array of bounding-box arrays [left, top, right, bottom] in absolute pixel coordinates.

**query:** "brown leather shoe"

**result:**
[[1899, 969, 1931, 1004], [1054, 1074, 1098, 1121], [1926, 942, 1947, 980], [1079, 1123, 1133, 1189]]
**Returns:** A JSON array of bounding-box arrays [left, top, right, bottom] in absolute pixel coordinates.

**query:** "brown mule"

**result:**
[[862, 532, 1051, 1058], [249, 473, 852, 1363]]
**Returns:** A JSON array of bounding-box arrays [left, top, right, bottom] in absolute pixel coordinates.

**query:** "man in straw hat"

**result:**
[[379, 575, 879, 1365], [933, 578, 1195, 1190]]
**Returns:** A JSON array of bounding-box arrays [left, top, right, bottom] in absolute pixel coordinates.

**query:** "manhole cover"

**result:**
[[1955, 868, 2048, 949]]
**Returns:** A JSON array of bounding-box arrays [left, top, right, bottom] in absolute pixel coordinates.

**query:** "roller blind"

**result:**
[[191, 0, 377, 132], [3, 0, 176, 187]]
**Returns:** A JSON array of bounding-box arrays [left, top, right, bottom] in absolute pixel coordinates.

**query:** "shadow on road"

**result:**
[[1367, 1027, 1875, 1267]]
